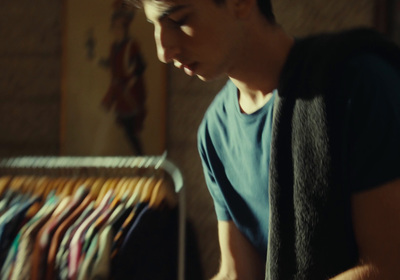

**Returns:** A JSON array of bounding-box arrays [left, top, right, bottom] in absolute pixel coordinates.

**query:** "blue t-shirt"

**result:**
[[198, 52, 400, 260], [198, 80, 275, 258], [341, 53, 400, 191]]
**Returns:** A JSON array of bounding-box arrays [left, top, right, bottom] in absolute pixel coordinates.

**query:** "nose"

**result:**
[[154, 25, 180, 63]]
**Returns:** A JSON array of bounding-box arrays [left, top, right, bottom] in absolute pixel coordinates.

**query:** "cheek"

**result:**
[[180, 25, 194, 37], [186, 26, 225, 54], [184, 16, 236, 60]]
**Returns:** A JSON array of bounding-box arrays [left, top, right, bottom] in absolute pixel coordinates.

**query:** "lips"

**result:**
[[174, 60, 197, 76], [183, 63, 196, 76]]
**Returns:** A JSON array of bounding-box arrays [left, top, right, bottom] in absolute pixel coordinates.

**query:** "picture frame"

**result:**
[[61, 0, 166, 156], [375, 0, 400, 44]]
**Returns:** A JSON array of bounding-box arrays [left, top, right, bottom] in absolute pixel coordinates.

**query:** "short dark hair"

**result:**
[[126, 0, 275, 23], [257, 0, 275, 23], [213, 0, 275, 23]]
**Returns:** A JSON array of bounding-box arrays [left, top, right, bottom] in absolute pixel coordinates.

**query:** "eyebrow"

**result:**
[[158, 4, 188, 21]]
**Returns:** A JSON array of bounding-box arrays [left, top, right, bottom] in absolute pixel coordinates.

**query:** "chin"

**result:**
[[195, 71, 226, 82], [196, 75, 210, 82]]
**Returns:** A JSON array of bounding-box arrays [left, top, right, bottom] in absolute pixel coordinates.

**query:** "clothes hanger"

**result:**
[[49, 177, 65, 197], [114, 177, 128, 198], [0, 176, 12, 197], [89, 177, 106, 199], [28, 176, 45, 200], [59, 177, 78, 197], [145, 154, 172, 207], [23, 177, 46, 219], [125, 177, 140, 197], [139, 176, 158, 204], [95, 178, 118, 207], [19, 176, 35, 194], [57, 177, 73, 198], [109, 178, 121, 193], [81, 177, 96, 192], [8, 176, 26, 193], [32, 176, 55, 199], [23, 176, 46, 215], [95, 178, 112, 206], [149, 176, 178, 209], [110, 177, 131, 209], [136, 155, 164, 204], [119, 177, 134, 198], [129, 157, 144, 174], [126, 176, 147, 208], [70, 177, 90, 197], [0, 176, 28, 210], [148, 177, 166, 208], [115, 176, 140, 209], [42, 177, 58, 200], [124, 156, 154, 206], [70, 177, 87, 195]]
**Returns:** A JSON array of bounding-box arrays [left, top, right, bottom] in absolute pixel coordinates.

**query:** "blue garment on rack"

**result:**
[[113, 204, 179, 280], [0, 190, 19, 215], [0, 194, 58, 279], [110, 202, 147, 260], [0, 196, 40, 267]]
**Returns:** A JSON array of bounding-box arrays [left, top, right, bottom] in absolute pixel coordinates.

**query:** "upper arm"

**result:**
[[339, 53, 400, 278], [351, 178, 400, 278], [215, 220, 265, 280], [198, 120, 232, 221], [342, 53, 400, 192]]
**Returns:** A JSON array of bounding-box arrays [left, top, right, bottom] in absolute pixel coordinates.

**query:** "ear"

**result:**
[[231, 0, 256, 19]]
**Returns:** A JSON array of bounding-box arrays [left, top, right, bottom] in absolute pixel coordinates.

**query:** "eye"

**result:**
[[169, 15, 188, 27]]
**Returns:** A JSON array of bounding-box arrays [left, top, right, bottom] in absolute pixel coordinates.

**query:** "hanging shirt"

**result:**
[[30, 196, 71, 280], [1, 194, 57, 279], [113, 205, 179, 280], [79, 203, 126, 280], [68, 190, 113, 280], [57, 202, 95, 280], [0, 195, 41, 268], [110, 202, 147, 263], [8, 195, 59, 280], [46, 190, 92, 280]]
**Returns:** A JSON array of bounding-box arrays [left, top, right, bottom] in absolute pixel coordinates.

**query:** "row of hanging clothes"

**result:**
[[0, 156, 185, 280]]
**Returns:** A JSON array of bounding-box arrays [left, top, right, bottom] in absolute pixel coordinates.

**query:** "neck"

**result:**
[[227, 19, 294, 114]]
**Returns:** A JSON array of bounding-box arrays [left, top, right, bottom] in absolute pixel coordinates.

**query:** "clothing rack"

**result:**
[[0, 154, 186, 280]]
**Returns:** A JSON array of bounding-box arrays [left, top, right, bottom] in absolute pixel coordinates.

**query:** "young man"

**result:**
[[132, 0, 400, 279]]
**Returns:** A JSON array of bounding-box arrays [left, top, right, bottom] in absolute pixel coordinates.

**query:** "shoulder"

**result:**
[[340, 51, 400, 106], [294, 28, 397, 57], [341, 51, 400, 137], [342, 52, 400, 192], [287, 28, 400, 72], [280, 28, 400, 96], [197, 80, 235, 145]]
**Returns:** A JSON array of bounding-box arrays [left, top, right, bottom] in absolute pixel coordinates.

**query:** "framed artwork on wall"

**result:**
[[375, 0, 389, 34], [389, 0, 400, 44], [375, 0, 400, 45], [61, 0, 166, 156]]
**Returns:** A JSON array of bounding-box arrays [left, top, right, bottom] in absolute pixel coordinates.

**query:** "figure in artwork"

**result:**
[[101, 0, 147, 155]]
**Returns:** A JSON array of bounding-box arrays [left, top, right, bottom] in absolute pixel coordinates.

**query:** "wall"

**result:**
[[0, 0, 62, 156], [166, 0, 376, 278]]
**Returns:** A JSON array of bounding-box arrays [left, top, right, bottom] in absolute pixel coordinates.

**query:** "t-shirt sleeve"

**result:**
[[197, 120, 231, 221], [342, 53, 400, 192]]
